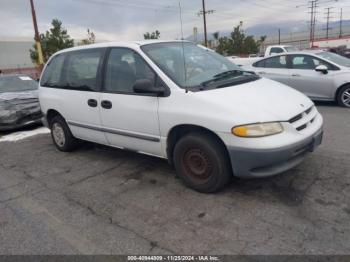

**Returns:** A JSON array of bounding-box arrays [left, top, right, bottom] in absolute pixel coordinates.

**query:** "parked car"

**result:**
[[0, 75, 42, 131], [264, 45, 299, 56], [227, 45, 299, 67], [244, 50, 350, 107], [39, 41, 323, 193]]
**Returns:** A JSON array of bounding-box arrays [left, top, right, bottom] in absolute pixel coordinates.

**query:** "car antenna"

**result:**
[[179, 1, 188, 93]]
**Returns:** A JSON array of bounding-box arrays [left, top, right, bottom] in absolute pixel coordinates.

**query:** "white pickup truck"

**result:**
[[227, 45, 299, 66]]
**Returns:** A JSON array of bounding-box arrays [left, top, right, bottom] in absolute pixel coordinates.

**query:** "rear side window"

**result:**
[[264, 55, 288, 69], [64, 49, 104, 91], [41, 54, 65, 87]]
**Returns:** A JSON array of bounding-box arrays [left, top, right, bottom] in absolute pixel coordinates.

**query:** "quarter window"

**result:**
[[40, 54, 65, 87], [104, 48, 156, 93], [64, 50, 104, 91], [253, 60, 265, 68]]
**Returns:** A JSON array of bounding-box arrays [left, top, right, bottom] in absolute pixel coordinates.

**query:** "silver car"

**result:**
[[244, 50, 350, 107]]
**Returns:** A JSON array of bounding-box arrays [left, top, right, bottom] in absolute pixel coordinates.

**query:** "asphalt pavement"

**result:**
[[0, 102, 349, 255]]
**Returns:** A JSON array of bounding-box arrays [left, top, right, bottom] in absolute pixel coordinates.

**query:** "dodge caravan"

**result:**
[[39, 41, 323, 193]]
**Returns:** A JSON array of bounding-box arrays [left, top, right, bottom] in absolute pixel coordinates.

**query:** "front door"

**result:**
[[99, 48, 162, 157], [256, 55, 291, 86]]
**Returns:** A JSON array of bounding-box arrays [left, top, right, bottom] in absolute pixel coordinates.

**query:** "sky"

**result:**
[[0, 0, 349, 42]]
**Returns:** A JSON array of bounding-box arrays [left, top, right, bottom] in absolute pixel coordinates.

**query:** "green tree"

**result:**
[[30, 19, 74, 64], [79, 29, 96, 46], [143, 30, 160, 40], [215, 23, 265, 56]]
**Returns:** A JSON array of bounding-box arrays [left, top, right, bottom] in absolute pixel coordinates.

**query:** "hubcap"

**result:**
[[341, 88, 350, 107], [182, 148, 213, 183], [52, 123, 65, 147]]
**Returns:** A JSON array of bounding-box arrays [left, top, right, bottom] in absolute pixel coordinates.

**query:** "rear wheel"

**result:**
[[173, 133, 232, 193], [337, 85, 350, 108], [50, 115, 80, 152]]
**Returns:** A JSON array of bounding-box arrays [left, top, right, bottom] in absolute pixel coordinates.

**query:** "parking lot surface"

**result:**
[[0, 103, 349, 255]]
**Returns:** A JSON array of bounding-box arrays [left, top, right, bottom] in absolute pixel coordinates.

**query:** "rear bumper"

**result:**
[[228, 127, 323, 178]]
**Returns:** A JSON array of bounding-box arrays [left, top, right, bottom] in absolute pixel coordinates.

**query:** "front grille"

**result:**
[[289, 106, 317, 132]]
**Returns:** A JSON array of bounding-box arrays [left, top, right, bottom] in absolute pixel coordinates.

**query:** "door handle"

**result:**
[[292, 74, 301, 77], [258, 71, 266, 74], [101, 100, 112, 109], [87, 99, 98, 108]]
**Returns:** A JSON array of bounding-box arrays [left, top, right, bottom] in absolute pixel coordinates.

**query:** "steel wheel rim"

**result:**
[[341, 88, 350, 107], [182, 148, 213, 183], [52, 123, 65, 147]]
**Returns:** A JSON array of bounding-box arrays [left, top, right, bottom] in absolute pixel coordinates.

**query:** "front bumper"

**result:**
[[0, 112, 42, 132], [228, 127, 323, 178]]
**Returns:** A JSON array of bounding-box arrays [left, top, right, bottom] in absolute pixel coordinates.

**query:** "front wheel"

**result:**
[[173, 133, 232, 193], [50, 115, 80, 152], [337, 85, 350, 108]]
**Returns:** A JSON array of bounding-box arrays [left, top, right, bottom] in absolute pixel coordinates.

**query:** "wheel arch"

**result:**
[[335, 83, 350, 100], [166, 124, 230, 166], [46, 109, 64, 127]]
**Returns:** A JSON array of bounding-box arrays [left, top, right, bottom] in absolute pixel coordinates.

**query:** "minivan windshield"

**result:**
[[316, 51, 350, 67], [0, 76, 38, 93], [141, 42, 257, 89]]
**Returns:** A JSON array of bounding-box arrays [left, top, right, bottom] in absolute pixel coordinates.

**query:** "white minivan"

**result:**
[[39, 40, 323, 193]]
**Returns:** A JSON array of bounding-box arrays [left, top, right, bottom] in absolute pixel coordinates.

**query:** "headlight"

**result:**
[[232, 122, 283, 137]]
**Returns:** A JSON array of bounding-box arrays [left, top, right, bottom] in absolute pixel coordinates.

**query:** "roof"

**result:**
[[54, 40, 192, 55], [256, 49, 329, 60]]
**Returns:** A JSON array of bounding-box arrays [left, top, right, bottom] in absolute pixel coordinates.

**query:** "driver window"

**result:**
[[104, 48, 156, 93], [291, 55, 316, 70], [291, 55, 332, 70]]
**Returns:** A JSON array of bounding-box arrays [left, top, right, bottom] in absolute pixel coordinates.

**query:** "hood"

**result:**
[[194, 77, 313, 124]]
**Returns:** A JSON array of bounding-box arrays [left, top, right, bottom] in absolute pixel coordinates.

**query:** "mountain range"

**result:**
[[188, 19, 350, 41]]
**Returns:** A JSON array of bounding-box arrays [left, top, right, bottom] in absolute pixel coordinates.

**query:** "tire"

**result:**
[[337, 85, 350, 108], [173, 133, 232, 193], [50, 115, 79, 152]]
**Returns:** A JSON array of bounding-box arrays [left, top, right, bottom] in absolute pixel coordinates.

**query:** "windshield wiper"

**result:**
[[213, 70, 256, 78], [200, 70, 256, 87]]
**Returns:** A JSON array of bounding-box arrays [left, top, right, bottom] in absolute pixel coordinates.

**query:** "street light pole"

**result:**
[[29, 0, 44, 66]]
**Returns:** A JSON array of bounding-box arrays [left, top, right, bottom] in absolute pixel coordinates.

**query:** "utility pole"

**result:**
[[308, 0, 319, 48], [339, 8, 343, 38], [198, 0, 215, 47], [278, 28, 281, 45], [29, 0, 44, 66], [324, 7, 334, 39]]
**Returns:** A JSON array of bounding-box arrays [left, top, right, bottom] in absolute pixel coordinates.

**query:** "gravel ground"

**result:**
[[0, 103, 349, 255]]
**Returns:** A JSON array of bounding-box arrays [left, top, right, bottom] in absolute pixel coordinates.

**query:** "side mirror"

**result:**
[[133, 79, 164, 95], [315, 65, 328, 74]]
